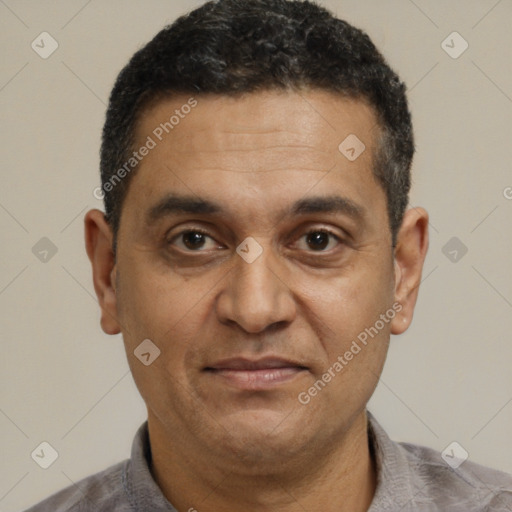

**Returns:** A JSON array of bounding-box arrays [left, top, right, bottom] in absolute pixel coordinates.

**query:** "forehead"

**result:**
[[136, 89, 378, 160], [125, 90, 384, 229]]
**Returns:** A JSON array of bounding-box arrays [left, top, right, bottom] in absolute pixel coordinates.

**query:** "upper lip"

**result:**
[[205, 357, 308, 371]]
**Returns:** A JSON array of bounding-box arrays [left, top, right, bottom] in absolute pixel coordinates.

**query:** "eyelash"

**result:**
[[168, 227, 344, 253]]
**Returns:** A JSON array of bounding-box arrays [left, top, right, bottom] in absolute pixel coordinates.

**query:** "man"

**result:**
[[26, 0, 512, 510]]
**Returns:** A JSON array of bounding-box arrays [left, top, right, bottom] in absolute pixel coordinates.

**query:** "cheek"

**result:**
[[117, 256, 214, 342], [116, 265, 213, 414], [302, 265, 394, 407], [116, 259, 224, 394], [298, 260, 394, 349]]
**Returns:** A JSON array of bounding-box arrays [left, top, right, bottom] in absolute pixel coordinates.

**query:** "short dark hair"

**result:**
[[100, 0, 413, 251]]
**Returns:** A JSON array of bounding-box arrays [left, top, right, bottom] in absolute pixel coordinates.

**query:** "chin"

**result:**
[[213, 409, 313, 463]]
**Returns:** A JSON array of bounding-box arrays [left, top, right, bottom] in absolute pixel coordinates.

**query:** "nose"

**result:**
[[215, 242, 296, 334]]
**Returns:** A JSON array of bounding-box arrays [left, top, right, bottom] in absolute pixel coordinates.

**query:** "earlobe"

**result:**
[[84, 209, 122, 335], [390, 207, 429, 335]]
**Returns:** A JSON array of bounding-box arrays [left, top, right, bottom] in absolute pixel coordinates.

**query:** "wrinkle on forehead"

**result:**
[[136, 89, 377, 152], [135, 91, 377, 180]]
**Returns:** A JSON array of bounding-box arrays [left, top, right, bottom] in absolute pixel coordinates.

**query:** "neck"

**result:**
[[148, 410, 377, 512]]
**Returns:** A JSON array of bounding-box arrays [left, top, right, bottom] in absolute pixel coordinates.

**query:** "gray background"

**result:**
[[1, 0, 511, 510]]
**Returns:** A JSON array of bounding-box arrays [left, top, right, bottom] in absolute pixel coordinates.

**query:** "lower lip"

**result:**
[[206, 367, 306, 390]]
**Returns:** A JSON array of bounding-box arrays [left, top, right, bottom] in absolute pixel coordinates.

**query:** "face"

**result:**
[[86, 90, 428, 472]]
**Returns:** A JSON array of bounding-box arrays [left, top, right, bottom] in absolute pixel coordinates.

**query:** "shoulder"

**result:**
[[23, 460, 131, 512], [399, 441, 512, 509], [367, 412, 512, 511]]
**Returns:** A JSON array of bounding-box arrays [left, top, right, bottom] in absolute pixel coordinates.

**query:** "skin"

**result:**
[[85, 90, 428, 512]]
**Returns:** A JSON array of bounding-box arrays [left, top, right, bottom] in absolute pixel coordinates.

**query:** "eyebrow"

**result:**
[[146, 193, 365, 225]]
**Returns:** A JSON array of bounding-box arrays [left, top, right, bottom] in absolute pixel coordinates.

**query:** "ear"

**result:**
[[84, 209, 121, 335], [390, 207, 429, 335]]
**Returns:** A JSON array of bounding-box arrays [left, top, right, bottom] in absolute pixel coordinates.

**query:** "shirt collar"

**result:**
[[367, 410, 417, 510], [124, 411, 415, 511], [124, 421, 178, 511]]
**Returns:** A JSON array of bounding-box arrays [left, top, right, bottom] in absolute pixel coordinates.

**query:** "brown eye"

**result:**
[[169, 230, 220, 252], [182, 231, 207, 250], [297, 229, 342, 252], [306, 231, 330, 251]]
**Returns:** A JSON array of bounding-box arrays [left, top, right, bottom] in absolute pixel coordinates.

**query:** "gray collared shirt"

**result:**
[[24, 411, 512, 511]]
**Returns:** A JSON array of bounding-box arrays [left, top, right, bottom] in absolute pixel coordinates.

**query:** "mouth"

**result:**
[[204, 357, 309, 390]]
